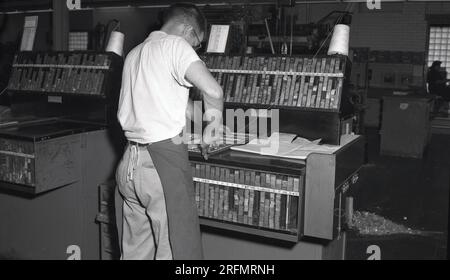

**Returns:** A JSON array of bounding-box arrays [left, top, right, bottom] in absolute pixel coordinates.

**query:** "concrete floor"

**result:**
[[346, 127, 449, 259]]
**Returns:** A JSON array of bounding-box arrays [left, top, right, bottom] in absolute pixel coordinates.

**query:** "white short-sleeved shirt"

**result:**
[[117, 31, 201, 144]]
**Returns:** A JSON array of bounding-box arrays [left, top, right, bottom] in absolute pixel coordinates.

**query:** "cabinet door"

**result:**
[[380, 98, 431, 158]]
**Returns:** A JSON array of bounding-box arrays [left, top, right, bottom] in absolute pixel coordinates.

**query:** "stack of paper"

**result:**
[[230, 132, 342, 160]]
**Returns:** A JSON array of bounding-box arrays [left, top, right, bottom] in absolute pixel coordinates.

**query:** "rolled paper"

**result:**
[[106, 31, 125, 56], [327, 24, 350, 56]]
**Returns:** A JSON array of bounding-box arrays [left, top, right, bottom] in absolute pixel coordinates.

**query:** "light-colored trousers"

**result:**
[[115, 143, 173, 260]]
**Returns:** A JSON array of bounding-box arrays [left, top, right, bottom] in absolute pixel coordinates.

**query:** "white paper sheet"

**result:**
[[231, 132, 343, 160], [20, 16, 38, 51], [206, 25, 230, 53]]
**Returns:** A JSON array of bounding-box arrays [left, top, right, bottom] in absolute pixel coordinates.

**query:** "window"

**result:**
[[428, 26, 450, 79], [69, 32, 89, 51]]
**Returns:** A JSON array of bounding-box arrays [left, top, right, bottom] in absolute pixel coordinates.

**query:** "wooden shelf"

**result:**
[[7, 89, 106, 99], [193, 177, 300, 196], [12, 64, 110, 70], [199, 217, 299, 243], [210, 69, 344, 78], [224, 102, 340, 113], [187, 53, 362, 243], [189, 150, 306, 176]]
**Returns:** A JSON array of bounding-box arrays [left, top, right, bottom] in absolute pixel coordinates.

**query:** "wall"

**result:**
[[293, 1, 450, 53], [350, 2, 428, 51]]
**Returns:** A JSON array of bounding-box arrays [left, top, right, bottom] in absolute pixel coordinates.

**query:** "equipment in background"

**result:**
[[246, 10, 353, 55], [201, 5, 252, 55], [264, 18, 276, 55], [206, 25, 230, 54], [7, 52, 120, 99], [200, 4, 352, 56], [0, 13, 6, 33], [0, 51, 123, 259], [184, 52, 363, 248], [2, 51, 123, 190], [93, 22, 107, 51], [200, 53, 354, 144], [277, 0, 295, 7], [0, 42, 17, 106], [92, 19, 122, 53]]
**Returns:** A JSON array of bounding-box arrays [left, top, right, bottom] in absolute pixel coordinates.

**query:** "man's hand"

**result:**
[[185, 61, 224, 159], [200, 124, 225, 160], [199, 143, 210, 160]]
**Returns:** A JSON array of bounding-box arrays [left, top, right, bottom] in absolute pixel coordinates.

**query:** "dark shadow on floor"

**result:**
[[347, 127, 449, 259]]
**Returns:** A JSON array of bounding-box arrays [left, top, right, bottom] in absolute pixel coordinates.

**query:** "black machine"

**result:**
[[0, 51, 123, 260], [184, 53, 365, 259], [0, 51, 123, 193]]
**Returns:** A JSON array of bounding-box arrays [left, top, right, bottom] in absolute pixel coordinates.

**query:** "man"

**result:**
[[427, 61, 447, 97], [116, 3, 223, 260]]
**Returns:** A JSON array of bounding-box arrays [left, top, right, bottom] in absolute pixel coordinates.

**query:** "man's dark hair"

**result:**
[[431, 61, 442, 68], [163, 3, 207, 35]]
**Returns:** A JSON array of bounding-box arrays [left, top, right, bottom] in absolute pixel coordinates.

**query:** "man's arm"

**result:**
[[186, 97, 204, 129], [185, 61, 223, 105], [185, 61, 224, 144], [185, 97, 195, 121]]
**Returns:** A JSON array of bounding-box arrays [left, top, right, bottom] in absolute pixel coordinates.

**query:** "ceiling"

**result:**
[[1, 0, 449, 13], [0, 0, 52, 12]]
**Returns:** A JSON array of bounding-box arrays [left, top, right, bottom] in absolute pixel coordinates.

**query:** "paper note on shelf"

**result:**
[[230, 132, 342, 160], [20, 16, 38, 51], [206, 25, 230, 53]]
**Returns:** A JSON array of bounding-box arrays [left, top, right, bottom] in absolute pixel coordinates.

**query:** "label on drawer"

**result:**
[[48, 95, 63, 103], [0, 152, 35, 186], [193, 177, 300, 197]]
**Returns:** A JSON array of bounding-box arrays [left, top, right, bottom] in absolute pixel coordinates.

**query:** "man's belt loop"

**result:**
[[129, 141, 149, 147]]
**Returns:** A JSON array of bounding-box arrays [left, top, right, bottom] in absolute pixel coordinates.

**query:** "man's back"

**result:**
[[117, 31, 201, 144]]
